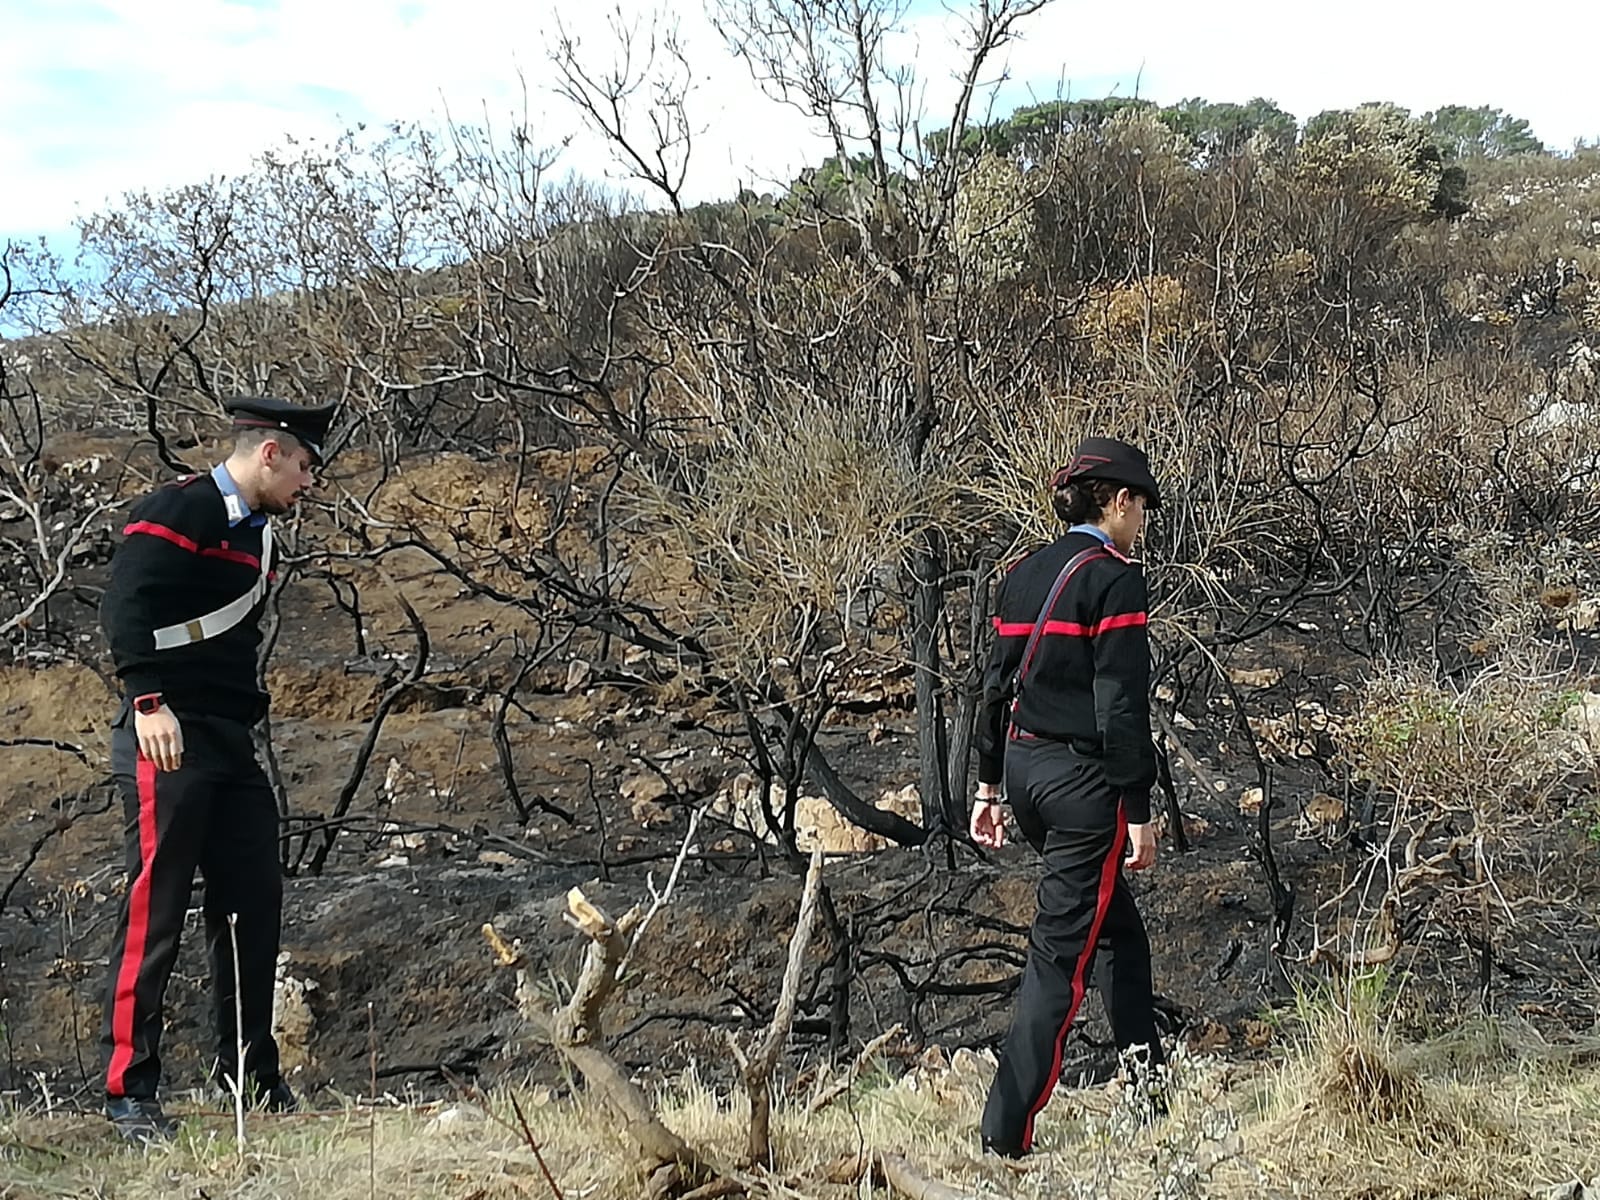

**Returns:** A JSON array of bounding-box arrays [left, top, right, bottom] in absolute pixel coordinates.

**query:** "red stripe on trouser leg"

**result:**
[[1020, 807, 1128, 1152], [106, 753, 159, 1096]]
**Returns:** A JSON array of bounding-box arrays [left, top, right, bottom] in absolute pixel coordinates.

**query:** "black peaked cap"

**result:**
[[225, 396, 337, 463], [1052, 436, 1163, 509]]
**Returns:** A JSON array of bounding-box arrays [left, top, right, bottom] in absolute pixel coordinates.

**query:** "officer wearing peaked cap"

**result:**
[[224, 395, 337, 465], [96, 395, 334, 1141], [1051, 436, 1163, 507], [971, 435, 1168, 1158]]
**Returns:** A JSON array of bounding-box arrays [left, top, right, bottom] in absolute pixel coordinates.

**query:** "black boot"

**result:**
[[258, 1079, 298, 1113], [106, 1096, 179, 1144], [213, 1063, 299, 1113], [981, 1136, 1028, 1159]]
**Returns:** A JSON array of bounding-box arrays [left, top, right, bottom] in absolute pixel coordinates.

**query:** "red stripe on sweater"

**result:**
[[1094, 611, 1147, 633], [996, 605, 1145, 642], [123, 520, 199, 553], [200, 546, 260, 567], [125, 522, 259, 567]]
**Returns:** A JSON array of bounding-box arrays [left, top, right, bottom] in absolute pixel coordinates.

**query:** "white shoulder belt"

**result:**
[[152, 522, 275, 651]]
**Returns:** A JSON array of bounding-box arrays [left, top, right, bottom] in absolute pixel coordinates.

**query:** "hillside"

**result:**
[[3, 33, 1600, 1197]]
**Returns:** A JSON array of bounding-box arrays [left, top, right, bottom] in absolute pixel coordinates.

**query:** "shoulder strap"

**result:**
[[151, 521, 274, 651], [1009, 545, 1106, 719]]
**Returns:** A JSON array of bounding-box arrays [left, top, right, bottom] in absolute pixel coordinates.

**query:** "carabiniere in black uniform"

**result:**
[[975, 437, 1166, 1157], [97, 396, 333, 1129]]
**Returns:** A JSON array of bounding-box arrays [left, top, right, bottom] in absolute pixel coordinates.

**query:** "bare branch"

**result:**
[[304, 570, 431, 874], [807, 1020, 905, 1112], [484, 888, 727, 1191], [728, 846, 824, 1165], [618, 803, 707, 981]]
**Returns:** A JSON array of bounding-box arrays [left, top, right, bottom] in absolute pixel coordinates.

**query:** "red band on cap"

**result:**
[[1051, 454, 1114, 488]]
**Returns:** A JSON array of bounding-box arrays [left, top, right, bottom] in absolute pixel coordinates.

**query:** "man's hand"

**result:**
[[1125, 821, 1157, 871], [135, 706, 184, 773], [971, 799, 1008, 848]]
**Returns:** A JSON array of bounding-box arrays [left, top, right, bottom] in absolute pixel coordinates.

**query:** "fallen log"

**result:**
[[825, 1149, 976, 1200]]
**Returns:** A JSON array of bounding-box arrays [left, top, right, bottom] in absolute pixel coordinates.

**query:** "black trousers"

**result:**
[[981, 737, 1164, 1153], [99, 708, 284, 1100]]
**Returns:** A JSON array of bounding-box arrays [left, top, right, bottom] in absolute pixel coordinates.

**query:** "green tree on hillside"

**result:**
[[930, 94, 1299, 165], [783, 152, 900, 211], [1302, 102, 1469, 217], [1161, 96, 1297, 156], [1423, 104, 1545, 160], [926, 97, 1157, 161]]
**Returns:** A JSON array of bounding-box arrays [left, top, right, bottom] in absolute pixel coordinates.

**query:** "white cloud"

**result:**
[[0, 0, 833, 239], [2, 0, 1596, 244]]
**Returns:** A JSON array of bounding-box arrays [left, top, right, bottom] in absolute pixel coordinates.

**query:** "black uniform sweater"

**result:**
[[100, 474, 272, 724], [976, 530, 1158, 823]]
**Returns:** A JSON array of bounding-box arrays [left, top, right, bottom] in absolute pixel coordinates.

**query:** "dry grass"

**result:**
[[7, 1021, 1600, 1200], [1245, 1034, 1600, 1199]]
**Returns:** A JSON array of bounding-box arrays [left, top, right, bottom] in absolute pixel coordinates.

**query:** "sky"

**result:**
[[2, 0, 1597, 253]]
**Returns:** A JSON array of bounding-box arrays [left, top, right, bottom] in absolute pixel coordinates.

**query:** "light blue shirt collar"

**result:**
[[211, 462, 263, 527], [1068, 523, 1114, 547]]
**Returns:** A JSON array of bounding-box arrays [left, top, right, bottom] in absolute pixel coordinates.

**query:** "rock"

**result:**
[[1564, 692, 1600, 760], [710, 772, 764, 835], [1238, 787, 1263, 815], [668, 757, 722, 799], [1240, 1019, 1274, 1049], [564, 659, 592, 693], [476, 850, 519, 868], [381, 821, 429, 853], [1228, 667, 1283, 689], [425, 1105, 484, 1133], [621, 772, 674, 827], [382, 758, 444, 807], [1559, 599, 1600, 631], [948, 1047, 996, 1080], [272, 953, 318, 1075], [878, 783, 920, 822], [1300, 793, 1346, 837], [1305, 793, 1344, 823], [796, 796, 886, 854], [711, 773, 915, 853]]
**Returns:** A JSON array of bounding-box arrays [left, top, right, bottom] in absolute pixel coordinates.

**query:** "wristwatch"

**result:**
[[132, 693, 164, 716]]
